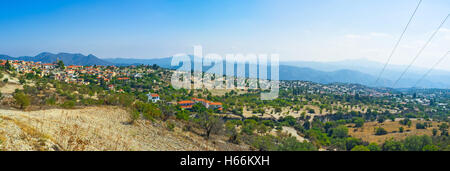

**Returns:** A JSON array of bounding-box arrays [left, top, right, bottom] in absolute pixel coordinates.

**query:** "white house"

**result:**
[[147, 93, 160, 103]]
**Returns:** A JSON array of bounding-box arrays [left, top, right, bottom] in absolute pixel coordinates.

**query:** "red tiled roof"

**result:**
[[150, 93, 159, 97], [209, 102, 222, 106], [117, 77, 130, 80], [178, 100, 194, 105], [67, 65, 82, 68]]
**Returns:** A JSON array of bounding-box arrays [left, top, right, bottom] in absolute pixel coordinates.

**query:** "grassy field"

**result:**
[[348, 119, 444, 144]]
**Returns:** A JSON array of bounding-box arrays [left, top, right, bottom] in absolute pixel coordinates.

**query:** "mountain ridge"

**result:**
[[0, 52, 113, 66]]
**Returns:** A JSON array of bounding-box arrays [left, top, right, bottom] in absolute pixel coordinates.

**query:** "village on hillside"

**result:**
[[1, 59, 447, 111], [0, 59, 225, 111]]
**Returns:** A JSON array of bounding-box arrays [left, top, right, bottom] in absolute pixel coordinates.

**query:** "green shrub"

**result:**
[[134, 101, 161, 120], [176, 110, 190, 121], [166, 121, 175, 131], [250, 135, 277, 151], [422, 145, 439, 151], [45, 97, 56, 105], [382, 139, 405, 151], [403, 135, 432, 151], [351, 145, 370, 151], [130, 109, 140, 121], [367, 143, 381, 151], [415, 123, 426, 129], [13, 92, 30, 109], [242, 119, 258, 135], [353, 117, 365, 128], [330, 125, 348, 138], [60, 100, 75, 109], [375, 127, 388, 135], [277, 137, 317, 151]]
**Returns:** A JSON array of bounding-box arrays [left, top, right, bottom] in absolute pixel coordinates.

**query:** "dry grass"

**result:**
[[0, 116, 54, 151], [348, 120, 443, 144], [0, 132, 6, 151], [0, 106, 247, 151], [0, 74, 23, 95], [0, 83, 23, 94]]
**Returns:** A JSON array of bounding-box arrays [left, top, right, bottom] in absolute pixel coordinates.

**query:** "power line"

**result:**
[[392, 13, 450, 88], [413, 51, 450, 88], [374, 0, 423, 86]]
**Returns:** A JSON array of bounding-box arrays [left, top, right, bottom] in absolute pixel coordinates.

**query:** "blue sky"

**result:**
[[0, 0, 449, 70]]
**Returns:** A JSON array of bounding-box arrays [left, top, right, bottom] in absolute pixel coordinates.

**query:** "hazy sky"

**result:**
[[0, 0, 449, 71]]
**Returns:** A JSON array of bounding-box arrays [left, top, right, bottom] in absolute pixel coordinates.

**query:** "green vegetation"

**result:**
[[57, 60, 65, 69], [60, 100, 75, 109], [351, 145, 370, 151], [375, 127, 388, 135], [367, 143, 381, 151], [196, 111, 223, 139], [381, 135, 448, 151], [13, 91, 30, 109], [399, 127, 404, 133]]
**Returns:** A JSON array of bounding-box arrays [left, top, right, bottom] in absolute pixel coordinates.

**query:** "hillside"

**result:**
[[0, 106, 247, 151]]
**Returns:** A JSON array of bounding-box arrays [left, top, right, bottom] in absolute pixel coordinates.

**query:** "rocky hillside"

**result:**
[[0, 106, 246, 151]]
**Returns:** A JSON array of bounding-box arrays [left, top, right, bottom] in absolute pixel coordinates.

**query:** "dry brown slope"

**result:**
[[0, 106, 244, 151]]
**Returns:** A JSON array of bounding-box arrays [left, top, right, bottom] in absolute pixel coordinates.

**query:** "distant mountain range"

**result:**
[[279, 59, 450, 89], [280, 59, 450, 81], [1, 52, 448, 89], [0, 52, 112, 66]]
